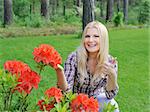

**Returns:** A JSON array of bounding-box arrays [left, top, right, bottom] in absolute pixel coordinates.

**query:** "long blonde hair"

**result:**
[[77, 21, 109, 85]]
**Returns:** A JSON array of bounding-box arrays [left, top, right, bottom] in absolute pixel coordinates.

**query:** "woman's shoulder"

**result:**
[[66, 51, 77, 63], [68, 51, 77, 58]]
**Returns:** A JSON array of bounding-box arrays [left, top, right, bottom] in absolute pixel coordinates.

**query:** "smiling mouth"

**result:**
[[88, 44, 97, 47]]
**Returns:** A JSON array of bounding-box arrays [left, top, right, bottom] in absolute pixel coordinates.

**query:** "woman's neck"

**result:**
[[88, 52, 98, 59]]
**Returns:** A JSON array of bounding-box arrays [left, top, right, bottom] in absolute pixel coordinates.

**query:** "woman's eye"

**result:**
[[85, 35, 99, 38], [85, 35, 90, 38], [94, 35, 99, 38]]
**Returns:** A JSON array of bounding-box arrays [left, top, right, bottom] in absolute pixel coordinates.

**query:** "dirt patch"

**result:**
[[0, 24, 81, 38]]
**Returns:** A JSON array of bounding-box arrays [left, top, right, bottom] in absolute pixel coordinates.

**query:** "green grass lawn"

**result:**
[[0, 28, 149, 111]]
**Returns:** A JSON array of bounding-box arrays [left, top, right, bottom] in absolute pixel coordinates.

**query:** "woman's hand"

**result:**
[[55, 64, 64, 71], [100, 62, 118, 91], [102, 62, 117, 80], [54, 64, 68, 91]]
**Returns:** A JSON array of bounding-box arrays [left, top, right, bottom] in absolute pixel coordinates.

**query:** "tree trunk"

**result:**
[[50, 0, 57, 15], [56, 0, 59, 7], [4, 0, 13, 26], [106, 0, 114, 22], [123, 0, 128, 23], [32, 0, 35, 14], [73, 0, 76, 5], [99, 0, 104, 18], [0, 0, 3, 22], [41, 0, 49, 19], [77, 0, 81, 7], [63, 1, 66, 16], [116, 0, 120, 13], [82, 0, 95, 30], [30, 0, 35, 16]]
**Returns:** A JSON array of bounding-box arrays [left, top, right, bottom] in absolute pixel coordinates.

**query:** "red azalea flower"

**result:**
[[45, 87, 63, 103], [33, 44, 62, 69], [37, 100, 45, 110], [15, 82, 32, 94], [71, 93, 89, 111], [4, 60, 30, 75], [71, 93, 99, 112], [18, 70, 41, 89], [86, 97, 99, 112], [44, 104, 54, 111], [15, 70, 40, 94], [37, 99, 54, 111]]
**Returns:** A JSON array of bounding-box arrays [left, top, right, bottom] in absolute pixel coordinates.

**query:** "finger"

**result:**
[[103, 62, 110, 67], [57, 64, 63, 69], [101, 64, 109, 70], [55, 64, 64, 70], [101, 68, 110, 75]]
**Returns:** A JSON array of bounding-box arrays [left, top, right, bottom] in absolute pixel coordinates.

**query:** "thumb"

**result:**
[[55, 64, 64, 71]]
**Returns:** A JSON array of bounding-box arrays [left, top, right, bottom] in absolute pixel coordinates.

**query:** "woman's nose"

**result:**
[[89, 36, 94, 41]]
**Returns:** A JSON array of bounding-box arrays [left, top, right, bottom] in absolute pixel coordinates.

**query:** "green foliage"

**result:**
[[0, 21, 3, 27], [50, 14, 65, 23], [25, 14, 46, 28], [0, 69, 19, 111], [50, 9, 81, 25], [103, 102, 116, 112], [137, 1, 150, 24], [12, 0, 45, 28], [64, 9, 81, 24], [0, 0, 3, 23], [51, 92, 76, 112], [113, 12, 123, 27], [0, 70, 18, 90], [128, 9, 139, 25], [13, 0, 30, 18], [13, 14, 46, 28]]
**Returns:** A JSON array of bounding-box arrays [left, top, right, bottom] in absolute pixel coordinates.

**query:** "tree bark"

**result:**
[[77, 0, 81, 7], [123, 0, 128, 23], [4, 0, 13, 25], [56, 0, 59, 7], [41, 0, 49, 19], [50, 0, 57, 15], [99, 0, 104, 18], [30, 0, 35, 16], [32, 0, 35, 14], [106, 0, 114, 22], [63, 1, 66, 16], [82, 0, 95, 30], [0, 0, 3, 21], [116, 0, 120, 13]]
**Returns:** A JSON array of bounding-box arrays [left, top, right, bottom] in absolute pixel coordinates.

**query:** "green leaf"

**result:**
[[103, 102, 116, 112]]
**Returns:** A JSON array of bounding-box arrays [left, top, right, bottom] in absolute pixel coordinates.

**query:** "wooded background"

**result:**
[[0, 0, 149, 30]]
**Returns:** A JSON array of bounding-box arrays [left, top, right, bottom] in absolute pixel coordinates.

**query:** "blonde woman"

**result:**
[[55, 21, 119, 112]]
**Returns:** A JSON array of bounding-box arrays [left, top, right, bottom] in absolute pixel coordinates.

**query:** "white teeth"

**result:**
[[88, 44, 96, 47]]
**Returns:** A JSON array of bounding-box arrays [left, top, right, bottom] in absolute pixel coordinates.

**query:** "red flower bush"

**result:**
[[15, 70, 41, 94], [86, 97, 99, 112], [15, 82, 32, 94], [33, 44, 62, 69], [4, 60, 40, 94], [4, 60, 30, 75], [71, 93, 99, 112], [45, 87, 63, 103], [37, 100, 54, 111], [2, 45, 109, 112], [37, 87, 62, 111]]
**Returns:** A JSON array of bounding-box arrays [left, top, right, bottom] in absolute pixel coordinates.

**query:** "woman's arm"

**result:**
[[55, 52, 77, 92], [100, 57, 119, 99], [105, 59, 119, 99], [55, 64, 68, 91]]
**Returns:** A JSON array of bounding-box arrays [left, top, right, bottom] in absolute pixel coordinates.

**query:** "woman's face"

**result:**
[[84, 27, 100, 54]]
